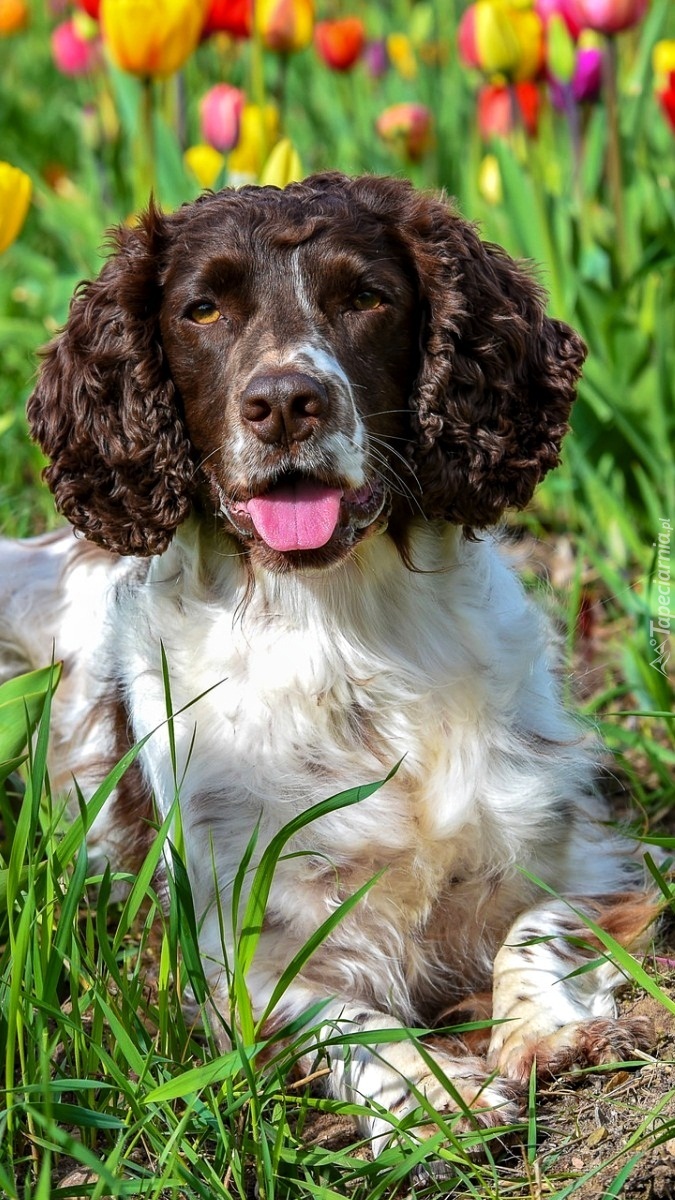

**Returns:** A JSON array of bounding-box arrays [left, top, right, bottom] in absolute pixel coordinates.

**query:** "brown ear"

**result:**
[[351, 177, 586, 529], [27, 202, 194, 556]]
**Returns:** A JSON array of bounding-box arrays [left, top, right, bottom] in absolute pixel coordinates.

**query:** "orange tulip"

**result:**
[[100, 0, 209, 78], [0, 0, 28, 36], [314, 17, 365, 71], [255, 0, 313, 54]]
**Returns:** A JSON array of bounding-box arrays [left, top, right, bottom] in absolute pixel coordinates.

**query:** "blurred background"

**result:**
[[1, 0, 674, 802]]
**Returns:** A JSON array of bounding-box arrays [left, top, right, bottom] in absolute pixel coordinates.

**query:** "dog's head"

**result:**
[[28, 173, 585, 570]]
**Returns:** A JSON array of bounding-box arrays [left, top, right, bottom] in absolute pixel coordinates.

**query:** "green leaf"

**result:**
[[0, 664, 61, 782]]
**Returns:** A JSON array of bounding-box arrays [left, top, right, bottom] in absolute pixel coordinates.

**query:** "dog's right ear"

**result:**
[[27, 201, 195, 556]]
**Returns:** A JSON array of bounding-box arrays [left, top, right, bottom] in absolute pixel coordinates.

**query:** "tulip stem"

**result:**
[[137, 75, 156, 208], [604, 37, 626, 274]]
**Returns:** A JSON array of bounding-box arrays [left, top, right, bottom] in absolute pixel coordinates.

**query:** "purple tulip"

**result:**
[[364, 40, 389, 79]]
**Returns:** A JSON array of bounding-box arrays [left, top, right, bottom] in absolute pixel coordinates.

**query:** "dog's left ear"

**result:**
[[357, 179, 586, 529]]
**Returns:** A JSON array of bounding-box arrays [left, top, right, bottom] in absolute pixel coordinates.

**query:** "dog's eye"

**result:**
[[352, 291, 383, 312], [189, 303, 221, 325]]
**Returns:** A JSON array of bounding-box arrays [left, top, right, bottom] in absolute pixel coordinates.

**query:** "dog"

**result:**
[[0, 173, 655, 1155]]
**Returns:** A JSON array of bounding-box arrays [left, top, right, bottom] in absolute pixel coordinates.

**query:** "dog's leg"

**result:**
[[488, 891, 657, 1085]]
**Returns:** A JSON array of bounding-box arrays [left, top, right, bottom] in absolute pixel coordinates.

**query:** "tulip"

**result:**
[[653, 38, 675, 85], [259, 138, 303, 187], [478, 154, 503, 204], [76, 0, 101, 17], [387, 32, 417, 80], [100, 0, 209, 78], [571, 40, 603, 99], [184, 144, 225, 189], [202, 0, 251, 39], [228, 103, 280, 180], [375, 102, 433, 160], [565, 0, 649, 35], [255, 0, 313, 54], [654, 41, 675, 133], [52, 18, 101, 75], [458, 1, 544, 84], [314, 17, 364, 72], [536, 0, 582, 38], [477, 81, 541, 137], [0, 0, 28, 35], [364, 39, 388, 78], [200, 83, 245, 153], [0, 162, 31, 255]]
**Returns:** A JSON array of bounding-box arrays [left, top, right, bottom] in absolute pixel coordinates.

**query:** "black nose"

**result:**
[[240, 371, 329, 445]]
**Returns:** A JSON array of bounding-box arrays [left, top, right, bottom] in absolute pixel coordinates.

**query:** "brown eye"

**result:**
[[352, 291, 383, 312], [189, 303, 221, 325]]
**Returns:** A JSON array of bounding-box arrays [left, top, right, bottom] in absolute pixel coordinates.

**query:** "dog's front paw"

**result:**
[[494, 1014, 655, 1088], [367, 1047, 523, 1160]]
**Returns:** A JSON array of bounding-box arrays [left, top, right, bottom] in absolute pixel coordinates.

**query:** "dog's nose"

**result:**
[[240, 372, 329, 445]]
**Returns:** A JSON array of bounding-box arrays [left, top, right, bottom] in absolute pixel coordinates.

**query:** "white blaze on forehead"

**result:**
[[290, 247, 314, 318]]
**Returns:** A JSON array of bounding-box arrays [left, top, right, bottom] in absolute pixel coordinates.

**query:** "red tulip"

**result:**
[[200, 83, 246, 152], [52, 18, 100, 74], [566, 0, 649, 35], [478, 81, 541, 138], [203, 0, 251, 39], [314, 17, 365, 71], [76, 0, 101, 17]]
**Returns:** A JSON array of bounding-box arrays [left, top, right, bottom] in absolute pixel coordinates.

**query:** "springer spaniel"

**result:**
[[0, 173, 655, 1156]]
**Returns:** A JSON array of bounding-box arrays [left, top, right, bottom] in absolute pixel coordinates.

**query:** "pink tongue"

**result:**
[[247, 480, 343, 551]]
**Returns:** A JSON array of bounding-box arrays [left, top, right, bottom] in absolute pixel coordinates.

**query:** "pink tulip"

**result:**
[[51, 19, 100, 75], [572, 44, 603, 98], [566, 0, 649, 35], [200, 84, 246, 154], [549, 43, 603, 105]]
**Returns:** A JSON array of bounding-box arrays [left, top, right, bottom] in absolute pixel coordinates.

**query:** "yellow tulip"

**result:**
[[184, 144, 225, 189], [227, 103, 280, 181], [460, 0, 543, 84], [255, 0, 313, 54], [0, 162, 31, 255], [653, 40, 675, 89], [478, 154, 503, 205], [386, 33, 417, 81], [100, 0, 209, 78], [258, 138, 303, 188]]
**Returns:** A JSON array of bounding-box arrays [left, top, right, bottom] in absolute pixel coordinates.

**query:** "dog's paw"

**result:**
[[495, 1014, 655, 1087], [369, 1051, 523, 1166]]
